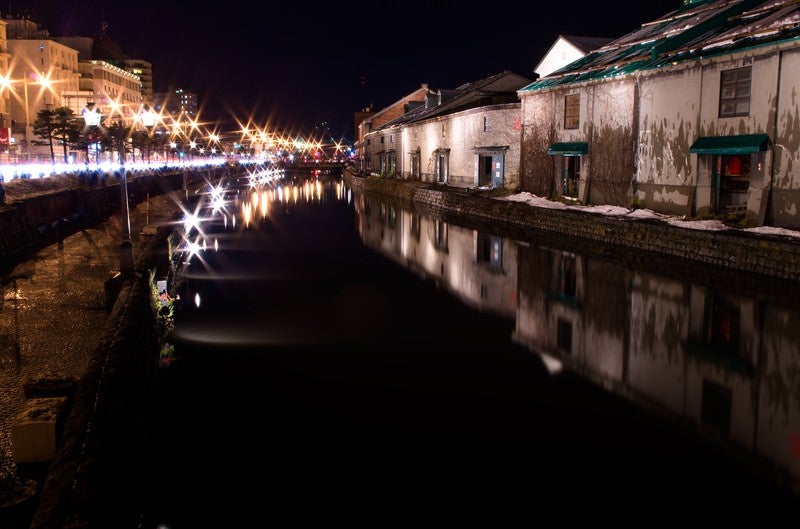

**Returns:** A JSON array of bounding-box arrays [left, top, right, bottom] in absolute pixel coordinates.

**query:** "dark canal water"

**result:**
[[140, 171, 800, 528]]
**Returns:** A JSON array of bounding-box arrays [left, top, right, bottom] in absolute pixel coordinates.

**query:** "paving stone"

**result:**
[[11, 397, 69, 464]]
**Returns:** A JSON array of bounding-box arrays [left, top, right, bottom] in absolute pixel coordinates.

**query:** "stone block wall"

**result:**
[[345, 171, 800, 282]]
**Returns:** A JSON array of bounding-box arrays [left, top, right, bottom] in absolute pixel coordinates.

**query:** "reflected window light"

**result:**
[[260, 194, 268, 217], [242, 202, 252, 227]]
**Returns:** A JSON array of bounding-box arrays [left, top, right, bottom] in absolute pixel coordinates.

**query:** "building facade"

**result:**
[[6, 38, 81, 159], [123, 58, 153, 104], [362, 71, 530, 191], [355, 84, 434, 174], [519, 0, 800, 229]]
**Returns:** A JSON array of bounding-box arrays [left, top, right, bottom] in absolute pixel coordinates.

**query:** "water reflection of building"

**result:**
[[513, 244, 800, 490], [513, 245, 628, 380], [350, 185, 800, 492], [354, 192, 517, 317]]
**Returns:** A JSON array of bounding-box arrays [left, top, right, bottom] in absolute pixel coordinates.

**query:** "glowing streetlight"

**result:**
[[82, 104, 101, 126], [22, 72, 52, 162], [82, 103, 101, 163], [139, 104, 158, 162], [140, 105, 158, 128]]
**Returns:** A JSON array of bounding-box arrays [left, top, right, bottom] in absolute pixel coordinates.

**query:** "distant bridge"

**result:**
[[285, 161, 346, 170], [281, 161, 346, 175]]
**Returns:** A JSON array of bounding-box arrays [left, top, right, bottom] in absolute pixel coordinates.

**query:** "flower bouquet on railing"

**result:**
[[149, 269, 177, 369]]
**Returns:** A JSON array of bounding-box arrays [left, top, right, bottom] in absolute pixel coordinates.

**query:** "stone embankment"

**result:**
[[0, 168, 201, 270], [0, 165, 226, 529], [344, 170, 800, 284]]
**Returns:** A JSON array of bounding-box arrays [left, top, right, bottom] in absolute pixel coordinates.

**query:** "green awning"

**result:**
[[689, 134, 770, 155], [547, 142, 588, 156]]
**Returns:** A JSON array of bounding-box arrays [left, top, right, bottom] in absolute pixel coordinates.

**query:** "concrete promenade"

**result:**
[[0, 173, 191, 528]]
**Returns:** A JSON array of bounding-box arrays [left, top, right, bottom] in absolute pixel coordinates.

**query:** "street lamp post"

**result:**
[[116, 121, 135, 277], [22, 73, 31, 162]]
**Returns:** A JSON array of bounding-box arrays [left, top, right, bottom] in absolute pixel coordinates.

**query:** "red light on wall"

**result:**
[[790, 430, 800, 458]]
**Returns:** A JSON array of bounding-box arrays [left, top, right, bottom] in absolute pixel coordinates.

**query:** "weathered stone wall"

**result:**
[[0, 168, 214, 268], [520, 91, 555, 196], [30, 226, 170, 529], [587, 80, 636, 206], [346, 171, 800, 282], [772, 47, 800, 229]]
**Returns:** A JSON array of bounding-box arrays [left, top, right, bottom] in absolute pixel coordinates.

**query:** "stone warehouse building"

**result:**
[[519, 0, 800, 229], [355, 35, 605, 193], [361, 71, 531, 191]]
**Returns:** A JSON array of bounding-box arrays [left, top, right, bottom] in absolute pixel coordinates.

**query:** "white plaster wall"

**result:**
[[698, 55, 777, 137], [774, 49, 800, 189], [403, 105, 522, 189], [415, 120, 446, 181], [589, 80, 635, 130], [637, 68, 701, 186], [536, 38, 586, 78], [520, 90, 554, 131]]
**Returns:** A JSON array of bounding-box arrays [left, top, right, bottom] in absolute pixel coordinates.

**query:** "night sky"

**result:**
[[9, 0, 685, 140]]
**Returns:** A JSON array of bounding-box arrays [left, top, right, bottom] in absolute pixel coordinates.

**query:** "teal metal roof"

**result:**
[[689, 134, 770, 154], [520, 0, 800, 93]]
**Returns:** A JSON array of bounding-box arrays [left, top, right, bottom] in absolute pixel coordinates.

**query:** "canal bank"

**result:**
[[343, 168, 800, 284], [3, 165, 799, 527], [0, 167, 221, 529]]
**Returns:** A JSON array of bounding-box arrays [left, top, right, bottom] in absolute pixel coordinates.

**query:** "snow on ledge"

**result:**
[[497, 192, 800, 239]]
